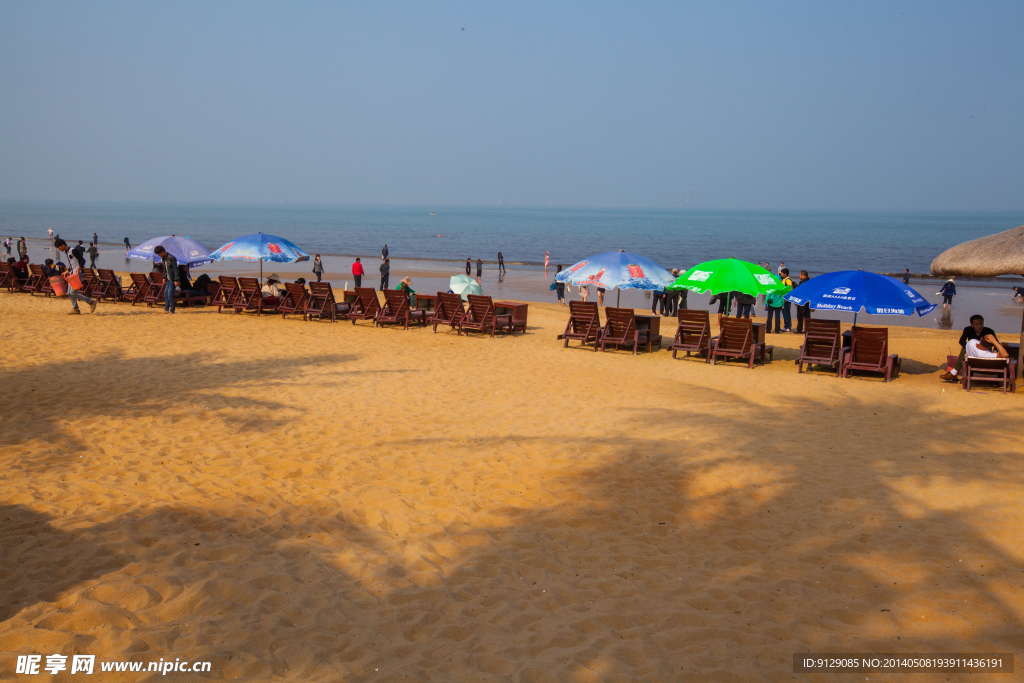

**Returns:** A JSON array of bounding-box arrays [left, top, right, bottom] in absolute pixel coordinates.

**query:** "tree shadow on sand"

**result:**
[[2, 385, 1022, 680]]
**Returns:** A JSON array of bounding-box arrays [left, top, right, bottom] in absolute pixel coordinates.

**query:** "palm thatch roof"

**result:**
[[930, 225, 1024, 277]]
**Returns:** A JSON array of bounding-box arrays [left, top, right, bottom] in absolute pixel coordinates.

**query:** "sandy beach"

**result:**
[[1, 287, 1022, 681]]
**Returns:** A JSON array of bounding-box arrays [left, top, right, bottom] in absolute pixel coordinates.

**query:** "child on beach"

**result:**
[[578, 285, 589, 302]]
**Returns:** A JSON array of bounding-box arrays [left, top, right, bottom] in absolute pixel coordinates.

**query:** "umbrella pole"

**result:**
[[260, 259, 263, 284], [616, 288, 620, 307]]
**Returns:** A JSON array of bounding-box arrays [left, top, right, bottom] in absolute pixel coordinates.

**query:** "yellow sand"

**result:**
[[1, 291, 1021, 682]]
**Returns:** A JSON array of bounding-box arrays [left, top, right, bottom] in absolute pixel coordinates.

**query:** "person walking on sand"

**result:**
[[381, 244, 389, 260], [465, 257, 472, 277], [476, 257, 483, 284], [939, 278, 956, 310], [380, 258, 390, 290], [497, 251, 506, 275], [312, 254, 323, 282], [352, 257, 364, 287], [4, 237, 11, 257], [53, 239, 97, 315], [87, 242, 99, 269], [17, 237, 27, 261], [124, 237, 131, 253], [152, 246, 179, 314]]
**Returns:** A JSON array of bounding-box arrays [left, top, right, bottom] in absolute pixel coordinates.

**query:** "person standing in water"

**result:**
[[497, 252, 506, 275], [544, 251, 550, 273], [124, 237, 131, 253]]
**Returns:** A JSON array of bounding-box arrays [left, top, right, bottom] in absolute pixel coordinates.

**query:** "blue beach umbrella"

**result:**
[[784, 270, 936, 325], [209, 232, 310, 281], [555, 250, 675, 306], [127, 235, 213, 267]]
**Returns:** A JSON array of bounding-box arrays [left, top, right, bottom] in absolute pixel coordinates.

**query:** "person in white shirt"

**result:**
[[966, 334, 1009, 360], [261, 274, 285, 304]]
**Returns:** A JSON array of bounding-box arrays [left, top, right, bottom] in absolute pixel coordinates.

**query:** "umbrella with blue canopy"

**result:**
[[127, 235, 213, 267], [554, 250, 675, 306], [784, 270, 935, 325], [209, 232, 310, 282]]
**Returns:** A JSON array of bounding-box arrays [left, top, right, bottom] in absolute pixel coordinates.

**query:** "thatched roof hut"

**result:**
[[930, 225, 1024, 276]]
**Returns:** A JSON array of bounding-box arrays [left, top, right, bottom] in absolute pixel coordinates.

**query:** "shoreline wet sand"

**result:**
[[1, 287, 1022, 679]]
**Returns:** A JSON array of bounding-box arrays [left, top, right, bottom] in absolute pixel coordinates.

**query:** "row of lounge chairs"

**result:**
[[560, 302, 911, 382]]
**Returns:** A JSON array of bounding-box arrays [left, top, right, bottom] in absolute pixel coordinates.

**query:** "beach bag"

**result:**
[[549, 282, 557, 291], [64, 271, 84, 292], [49, 275, 68, 296]]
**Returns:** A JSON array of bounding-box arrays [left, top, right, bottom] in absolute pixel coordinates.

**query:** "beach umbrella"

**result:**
[[667, 258, 789, 314], [126, 235, 213, 267], [931, 224, 1024, 376], [449, 274, 482, 300], [554, 250, 675, 306], [209, 232, 310, 281], [783, 270, 935, 326]]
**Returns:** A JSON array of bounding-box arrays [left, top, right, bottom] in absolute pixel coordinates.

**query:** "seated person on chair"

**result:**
[[261, 273, 285, 306], [10, 256, 29, 282], [966, 334, 1009, 361], [397, 276, 416, 306], [942, 314, 998, 381]]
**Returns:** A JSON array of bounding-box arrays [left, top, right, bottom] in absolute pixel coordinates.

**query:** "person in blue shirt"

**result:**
[[938, 278, 956, 311]]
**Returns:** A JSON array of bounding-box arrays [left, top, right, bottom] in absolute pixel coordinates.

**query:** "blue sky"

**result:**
[[1, 1, 1021, 210]]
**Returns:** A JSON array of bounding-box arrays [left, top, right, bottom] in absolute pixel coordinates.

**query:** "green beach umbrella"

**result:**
[[668, 258, 790, 312], [449, 274, 482, 301]]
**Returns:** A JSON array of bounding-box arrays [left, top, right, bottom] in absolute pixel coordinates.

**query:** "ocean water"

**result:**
[[2, 202, 1022, 276]]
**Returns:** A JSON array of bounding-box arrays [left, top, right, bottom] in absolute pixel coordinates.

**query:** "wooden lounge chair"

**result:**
[[144, 273, 166, 306], [670, 309, 713, 361], [279, 282, 309, 319], [22, 264, 45, 295], [459, 294, 510, 337], [212, 276, 240, 312], [232, 277, 268, 315], [376, 289, 428, 329], [840, 326, 900, 382], [711, 317, 771, 368], [599, 307, 659, 354], [347, 287, 381, 325], [124, 272, 150, 305], [429, 292, 466, 333], [561, 301, 602, 350], [961, 356, 1016, 394], [795, 319, 842, 374], [79, 269, 99, 298], [0, 262, 16, 291], [303, 282, 349, 321], [94, 269, 123, 301]]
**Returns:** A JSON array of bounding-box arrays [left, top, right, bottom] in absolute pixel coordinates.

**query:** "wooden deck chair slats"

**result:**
[[22, 264, 45, 294], [840, 326, 900, 382], [144, 273, 166, 306], [125, 272, 150, 305], [962, 356, 1017, 394], [796, 318, 842, 374], [429, 292, 466, 333], [0, 263, 16, 291], [562, 301, 601, 350], [670, 309, 713, 361], [212, 276, 239, 312], [280, 283, 309, 319], [711, 317, 770, 368], [304, 282, 350, 321], [376, 289, 428, 329], [459, 294, 507, 337], [347, 287, 381, 324], [94, 269, 122, 301], [599, 307, 645, 354], [232, 277, 263, 315]]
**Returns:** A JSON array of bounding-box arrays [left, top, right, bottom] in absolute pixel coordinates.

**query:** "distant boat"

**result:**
[[429, 211, 436, 215]]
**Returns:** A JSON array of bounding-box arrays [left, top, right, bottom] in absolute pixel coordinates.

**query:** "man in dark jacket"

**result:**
[[380, 258, 390, 290], [794, 270, 812, 333], [941, 314, 998, 381], [153, 246, 179, 314]]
